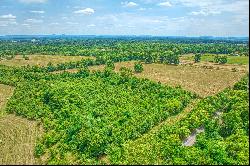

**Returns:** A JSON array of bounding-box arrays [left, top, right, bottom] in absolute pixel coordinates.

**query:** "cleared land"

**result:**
[[0, 84, 14, 116], [127, 62, 246, 97], [0, 55, 94, 67], [0, 84, 43, 165], [56, 61, 247, 97]]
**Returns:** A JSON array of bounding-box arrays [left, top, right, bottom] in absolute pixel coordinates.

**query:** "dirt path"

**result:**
[[183, 126, 204, 146], [182, 110, 223, 146]]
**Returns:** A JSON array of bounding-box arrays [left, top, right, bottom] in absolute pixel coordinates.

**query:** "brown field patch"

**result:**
[[0, 115, 43, 165], [0, 84, 43, 165], [0, 84, 14, 116], [0, 55, 95, 67]]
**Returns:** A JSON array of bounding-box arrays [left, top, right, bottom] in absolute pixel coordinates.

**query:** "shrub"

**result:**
[[22, 54, 29, 60], [144, 55, 154, 64], [194, 53, 201, 63], [231, 68, 238, 72], [214, 55, 227, 64], [119, 67, 133, 78], [167, 54, 179, 65], [77, 67, 90, 77], [106, 60, 115, 70], [6, 55, 15, 60], [134, 62, 143, 73]]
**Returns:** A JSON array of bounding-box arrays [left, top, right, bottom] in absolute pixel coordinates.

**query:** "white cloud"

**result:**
[[0, 14, 16, 19], [66, 22, 79, 25], [0, 14, 17, 27], [178, 0, 249, 15], [22, 23, 30, 26], [30, 10, 45, 14], [74, 8, 95, 15], [25, 18, 43, 23], [121, 1, 138, 7], [49, 22, 59, 25], [19, 0, 47, 3], [190, 10, 221, 16], [138, 7, 146, 11], [158, 1, 172, 7], [87, 24, 96, 27]]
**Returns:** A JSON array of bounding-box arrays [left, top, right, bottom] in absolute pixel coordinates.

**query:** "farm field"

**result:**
[[0, 84, 43, 165], [0, 37, 249, 165], [0, 55, 94, 67]]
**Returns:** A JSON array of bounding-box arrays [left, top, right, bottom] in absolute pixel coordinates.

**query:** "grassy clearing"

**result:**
[[0, 84, 14, 117], [180, 54, 249, 65], [0, 84, 43, 165], [87, 61, 247, 97], [0, 55, 94, 67], [0, 115, 43, 165]]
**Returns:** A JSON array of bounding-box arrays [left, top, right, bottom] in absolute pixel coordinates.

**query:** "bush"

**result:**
[[167, 54, 179, 65], [22, 54, 29, 60], [134, 62, 143, 73], [77, 67, 90, 77], [119, 67, 133, 78], [144, 55, 154, 64], [6, 55, 15, 60], [106, 60, 115, 70], [194, 53, 201, 63], [214, 55, 227, 64]]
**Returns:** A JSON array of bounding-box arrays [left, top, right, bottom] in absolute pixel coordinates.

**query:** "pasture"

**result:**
[[0, 55, 94, 67]]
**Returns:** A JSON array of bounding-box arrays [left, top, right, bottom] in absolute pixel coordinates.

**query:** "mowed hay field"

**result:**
[[0, 84, 43, 165], [0, 84, 14, 116], [0, 55, 95, 67], [87, 61, 247, 97]]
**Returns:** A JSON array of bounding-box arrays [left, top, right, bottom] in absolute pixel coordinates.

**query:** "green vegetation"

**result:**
[[134, 62, 143, 73], [0, 38, 248, 165], [194, 53, 201, 63], [0, 39, 248, 67], [22, 54, 29, 60], [1, 66, 194, 164], [182, 54, 249, 65], [105, 60, 115, 70], [214, 55, 228, 64], [108, 75, 249, 165]]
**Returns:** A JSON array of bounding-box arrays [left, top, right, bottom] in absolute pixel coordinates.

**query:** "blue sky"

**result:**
[[0, 0, 249, 36]]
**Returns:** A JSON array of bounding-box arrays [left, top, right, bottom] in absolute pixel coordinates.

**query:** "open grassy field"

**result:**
[[180, 53, 249, 65], [0, 84, 14, 117], [0, 84, 43, 165], [115, 62, 247, 97], [0, 55, 94, 67]]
